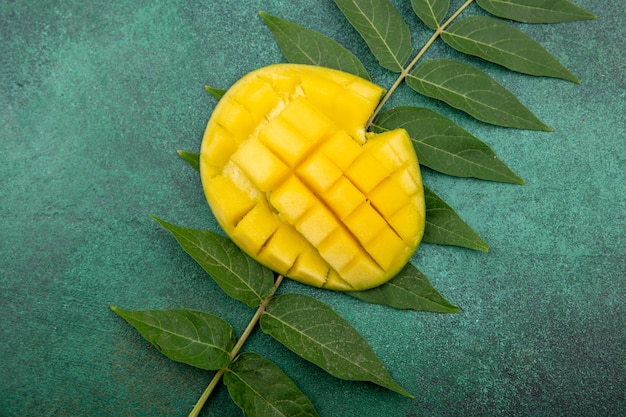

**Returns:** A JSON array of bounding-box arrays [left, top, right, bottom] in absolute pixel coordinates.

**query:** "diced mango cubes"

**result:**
[[200, 63, 425, 291]]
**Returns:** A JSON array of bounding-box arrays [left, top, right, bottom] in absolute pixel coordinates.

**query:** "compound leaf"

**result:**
[[442, 16, 579, 83], [261, 293, 413, 397], [110, 307, 235, 370], [407, 58, 551, 131], [333, 0, 412, 72], [151, 216, 275, 307], [224, 352, 320, 417]]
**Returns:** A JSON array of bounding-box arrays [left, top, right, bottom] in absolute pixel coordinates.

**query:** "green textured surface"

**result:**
[[1, 1, 624, 416]]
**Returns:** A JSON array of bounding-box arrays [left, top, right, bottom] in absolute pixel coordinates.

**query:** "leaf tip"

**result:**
[[397, 387, 415, 398], [204, 85, 226, 100], [149, 214, 165, 226], [258, 10, 271, 24], [435, 301, 461, 314], [538, 123, 553, 132], [565, 73, 582, 85]]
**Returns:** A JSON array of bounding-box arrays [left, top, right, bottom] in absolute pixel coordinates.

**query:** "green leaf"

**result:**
[[442, 16, 579, 83], [259, 11, 370, 80], [372, 106, 524, 184], [205, 85, 226, 100], [333, 0, 412, 72], [407, 58, 551, 131], [349, 262, 459, 313], [224, 352, 320, 417], [411, 0, 450, 30], [261, 293, 413, 397], [110, 307, 235, 370], [177, 150, 200, 171], [423, 186, 490, 252], [476, 0, 596, 24], [151, 216, 275, 308]]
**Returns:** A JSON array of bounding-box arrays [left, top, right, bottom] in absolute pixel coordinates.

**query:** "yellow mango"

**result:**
[[200, 63, 425, 291]]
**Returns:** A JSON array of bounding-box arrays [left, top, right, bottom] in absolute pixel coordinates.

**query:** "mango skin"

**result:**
[[200, 64, 425, 291]]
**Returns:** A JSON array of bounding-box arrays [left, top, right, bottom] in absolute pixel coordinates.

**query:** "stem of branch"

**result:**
[[187, 275, 285, 417], [366, 0, 475, 128]]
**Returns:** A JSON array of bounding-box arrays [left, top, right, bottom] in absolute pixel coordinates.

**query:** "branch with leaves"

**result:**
[[112, 1, 595, 416]]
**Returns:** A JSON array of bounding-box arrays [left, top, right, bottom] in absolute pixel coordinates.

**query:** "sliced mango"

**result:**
[[200, 63, 425, 291]]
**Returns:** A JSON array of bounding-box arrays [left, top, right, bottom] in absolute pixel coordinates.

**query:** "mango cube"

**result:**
[[339, 256, 383, 290], [296, 151, 343, 193], [345, 151, 389, 193], [279, 97, 333, 144], [295, 205, 340, 246], [320, 130, 361, 170], [232, 203, 280, 255], [317, 228, 363, 272], [259, 115, 311, 167], [288, 245, 330, 288], [344, 201, 387, 244], [231, 138, 289, 192], [231, 77, 280, 122], [323, 176, 366, 219], [366, 227, 409, 272], [269, 175, 316, 224], [213, 97, 254, 139], [257, 225, 305, 274], [368, 177, 409, 218], [203, 175, 255, 228]]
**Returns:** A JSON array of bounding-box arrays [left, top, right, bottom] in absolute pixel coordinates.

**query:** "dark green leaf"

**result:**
[[411, 0, 450, 30], [205, 85, 226, 100], [110, 307, 235, 370], [259, 11, 369, 80], [261, 293, 412, 397], [372, 106, 524, 184], [151, 216, 275, 307], [442, 16, 579, 83], [423, 186, 490, 252], [407, 59, 551, 131], [224, 352, 320, 417], [349, 262, 459, 312], [333, 0, 412, 72], [177, 150, 200, 171], [476, 0, 596, 24]]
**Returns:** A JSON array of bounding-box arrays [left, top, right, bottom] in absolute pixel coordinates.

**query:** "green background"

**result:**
[[1, 0, 623, 416]]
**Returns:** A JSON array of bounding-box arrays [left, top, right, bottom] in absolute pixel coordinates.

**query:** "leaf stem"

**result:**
[[366, 0, 475, 128], [187, 275, 285, 417]]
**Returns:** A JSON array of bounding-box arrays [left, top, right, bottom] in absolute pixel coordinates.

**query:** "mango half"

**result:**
[[200, 64, 425, 291]]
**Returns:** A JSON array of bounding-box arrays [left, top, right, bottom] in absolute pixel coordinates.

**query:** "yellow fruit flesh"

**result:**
[[200, 64, 425, 291]]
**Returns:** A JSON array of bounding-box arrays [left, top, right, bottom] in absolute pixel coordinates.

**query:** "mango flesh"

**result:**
[[200, 64, 425, 291]]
